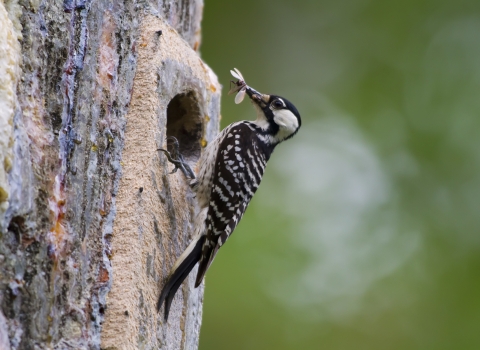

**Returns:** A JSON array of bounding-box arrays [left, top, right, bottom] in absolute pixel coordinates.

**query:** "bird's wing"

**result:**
[[194, 122, 268, 287]]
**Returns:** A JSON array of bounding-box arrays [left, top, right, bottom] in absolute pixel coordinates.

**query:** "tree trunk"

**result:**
[[0, 0, 220, 349]]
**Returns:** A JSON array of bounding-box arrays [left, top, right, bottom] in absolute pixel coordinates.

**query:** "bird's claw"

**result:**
[[158, 137, 196, 179]]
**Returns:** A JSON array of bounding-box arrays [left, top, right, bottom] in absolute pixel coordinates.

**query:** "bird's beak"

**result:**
[[246, 86, 269, 107]]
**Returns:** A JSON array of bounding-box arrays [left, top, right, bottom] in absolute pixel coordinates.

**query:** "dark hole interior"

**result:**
[[166, 92, 203, 162]]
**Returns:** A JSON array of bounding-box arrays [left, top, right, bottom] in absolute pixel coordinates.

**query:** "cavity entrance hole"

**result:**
[[166, 92, 203, 162]]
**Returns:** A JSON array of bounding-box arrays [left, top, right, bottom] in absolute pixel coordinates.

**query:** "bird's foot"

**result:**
[[158, 136, 196, 179]]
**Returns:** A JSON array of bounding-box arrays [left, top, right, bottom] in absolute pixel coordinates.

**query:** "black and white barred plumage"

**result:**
[[158, 69, 301, 320]]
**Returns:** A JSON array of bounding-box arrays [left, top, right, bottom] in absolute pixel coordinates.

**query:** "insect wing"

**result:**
[[233, 68, 244, 81], [230, 68, 244, 81], [228, 84, 241, 95], [234, 88, 246, 104]]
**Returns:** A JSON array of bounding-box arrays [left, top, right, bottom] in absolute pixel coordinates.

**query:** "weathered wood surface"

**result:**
[[0, 0, 220, 349]]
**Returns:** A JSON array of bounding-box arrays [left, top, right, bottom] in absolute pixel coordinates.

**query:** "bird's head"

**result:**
[[229, 68, 301, 144]]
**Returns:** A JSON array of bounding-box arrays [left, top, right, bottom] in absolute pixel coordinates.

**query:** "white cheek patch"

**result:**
[[273, 109, 299, 132]]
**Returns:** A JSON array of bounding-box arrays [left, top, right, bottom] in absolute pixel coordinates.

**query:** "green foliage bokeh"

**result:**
[[199, 1, 480, 349]]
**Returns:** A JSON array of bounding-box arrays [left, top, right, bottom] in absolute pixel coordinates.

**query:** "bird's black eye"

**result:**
[[272, 99, 284, 109]]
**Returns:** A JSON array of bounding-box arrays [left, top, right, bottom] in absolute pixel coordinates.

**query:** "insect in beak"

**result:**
[[229, 68, 248, 104], [229, 68, 268, 105]]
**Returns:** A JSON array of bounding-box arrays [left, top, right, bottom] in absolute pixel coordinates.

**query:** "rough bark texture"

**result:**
[[0, 0, 220, 349]]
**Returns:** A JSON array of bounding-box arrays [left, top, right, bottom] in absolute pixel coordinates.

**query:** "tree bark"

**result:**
[[0, 0, 220, 349]]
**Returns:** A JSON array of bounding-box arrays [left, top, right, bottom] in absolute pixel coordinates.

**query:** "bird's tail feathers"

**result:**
[[157, 235, 206, 321], [194, 243, 219, 288]]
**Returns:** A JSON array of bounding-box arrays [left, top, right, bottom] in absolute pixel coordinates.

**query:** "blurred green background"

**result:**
[[199, 1, 480, 349]]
